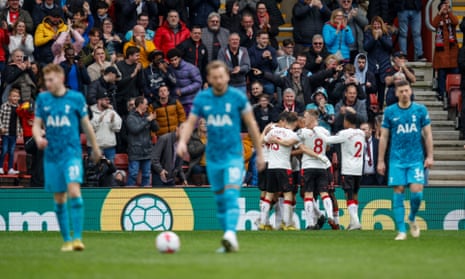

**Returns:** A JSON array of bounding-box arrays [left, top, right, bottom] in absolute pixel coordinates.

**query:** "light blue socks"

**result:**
[[54, 202, 71, 242], [215, 193, 226, 230], [409, 192, 423, 222], [69, 197, 84, 240], [224, 188, 240, 233], [393, 193, 406, 233]]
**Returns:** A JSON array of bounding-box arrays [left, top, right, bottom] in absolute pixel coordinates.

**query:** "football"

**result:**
[[155, 231, 180, 253]]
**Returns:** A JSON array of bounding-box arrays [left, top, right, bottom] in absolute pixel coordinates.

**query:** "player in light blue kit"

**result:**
[[32, 64, 101, 251], [378, 80, 434, 240], [177, 61, 264, 252]]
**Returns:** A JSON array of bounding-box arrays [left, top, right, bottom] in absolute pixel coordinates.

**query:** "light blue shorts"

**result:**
[[44, 157, 84, 193], [207, 161, 245, 192], [388, 162, 425, 186]]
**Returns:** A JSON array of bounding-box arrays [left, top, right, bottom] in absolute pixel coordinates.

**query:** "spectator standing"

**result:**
[[366, 0, 391, 24], [34, 10, 67, 65], [32, 0, 63, 28], [337, 0, 368, 62], [253, 93, 276, 132], [395, 0, 426, 61], [9, 20, 34, 62], [292, 0, 331, 54], [124, 13, 155, 42], [113, 0, 138, 34], [275, 38, 295, 77], [87, 66, 120, 106], [126, 96, 159, 186], [0, 87, 22, 175], [385, 51, 416, 103], [157, 0, 189, 25], [167, 48, 202, 116], [101, 18, 123, 57], [305, 34, 329, 73], [432, 0, 459, 103], [143, 50, 177, 103], [334, 84, 367, 132], [79, 28, 110, 67], [0, 0, 33, 33], [254, 1, 280, 49], [60, 46, 91, 93], [272, 88, 305, 121], [115, 46, 144, 116], [364, 16, 393, 111], [186, 118, 207, 185], [153, 10, 190, 56], [94, 1, 111, 28], [360, 122, 383, 185], [238, 13, 258, 48], [123, 25, 157, 68], [177, 26, 209, 84], [248, 31, 277, 95], [87, 46, 113, 82], [385, 72, 407, 107], [89, 91, 122, 163], [217, 32, 251, 93], [353, 53, 376, 96], [188, 0, 220, 28], [51, 26, 85, 65], [201, 12, 230, 62], [151, 127, 187, 186], [149, 84, 186, 137], [322, 9, 354, 62], [2, 49, 36, 102], [221, 0, 242, 33], [305, 87, 335, 133], [331, 64, 366, 106]]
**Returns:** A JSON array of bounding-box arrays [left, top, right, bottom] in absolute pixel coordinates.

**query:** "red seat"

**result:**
[[446, 74, 461, 94], [114, 153, 129, 170]]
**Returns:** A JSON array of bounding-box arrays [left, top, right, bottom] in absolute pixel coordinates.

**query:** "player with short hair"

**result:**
[[177, 60, 264, 252], [315, 112, 365, 230], [377, 80, 433, 240], [32, 64, 101, 252], [260, 112, 300, 230]]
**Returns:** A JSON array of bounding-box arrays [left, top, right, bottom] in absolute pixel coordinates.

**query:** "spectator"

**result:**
[[367, 0, 391, 24], [51, 25, 85, 65], [79, 28, 110, 67], [0, 87, 22, 175], [275, 38, 295, 77], [70, 3, 95, 46], [364, 16, 393, 111], [331, 63, 366, 106], [126, 96, 159, 186], [385, 71, 408, 107], [32, 0, 63, 28], [143, 50, 177, 104], [34, 9, 67, 65], [305, 87, 335, 133], [167, 48, 202, 116], [113, 0, 138, 34], [157, 0, 189, 25], [116, 98, 137, 154], [112, 170, 127, 187], [16, 100, 34, 175], [153, 10, 190, 56], [87, 66, 120, 106], [94, 0, 111, 28], [254, 1, 280, 49], [253, 93, 276, 132], [221, 0, 242, 33], [0, 0, 33, 33], [89, 91, 122, 163], [217, 32, 251, 93], [177, 26, 209, 84], [261, 0, 285, 26], [238, 0, 258, 15], [123, 25, 157, 68], [2, 49, 36, 102], [354, 53, 377, 96], [87, 46, 113, 82], [337, 0, 368, 62], [248, 80, 265, 105], [84, 156, 117, 187], [238, 13, 258, 48], [385, 51, 416, 96], [396, 0, 426, 61], [186, 118, 207, 185], [248, 30, 277, 95], [292, 0, 331, 54], [272, 88, 305, 121], [201, 12, 230, 62], [9, 20, 34, 62], [294, 52, 313, 77], [360, 122, 383, 185], [322, 9, 354, 62], [151, 126, 187, 186], [334, 84, 367, 132], [124, 13, 155, 42], [320, 54, 344, 103], [432, 0, 459, 103], [102, 18, 123, 56], [188, 0, 220, 28], [60, 46, 91, 93], [305, 34, 329, 73], [30, 61, 44, 91], [139, 0, 160, 31], [149, 84, 186, 137], [115, 46, 144, 116]]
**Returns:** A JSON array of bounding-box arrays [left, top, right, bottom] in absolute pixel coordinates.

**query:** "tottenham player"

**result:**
[[260, 112, 300, 230], [378, 80, 433, 240], [315, 112, 365, 230]]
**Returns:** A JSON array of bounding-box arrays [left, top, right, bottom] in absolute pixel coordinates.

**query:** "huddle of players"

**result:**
[[257, 109, 365, 231]]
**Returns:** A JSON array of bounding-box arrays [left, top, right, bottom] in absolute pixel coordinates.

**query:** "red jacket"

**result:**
[[16, 102, 34, 137], [153, 20, 190, 56], [0, 28, 10, 62]]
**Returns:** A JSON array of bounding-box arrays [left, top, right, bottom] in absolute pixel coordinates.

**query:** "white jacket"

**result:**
[[89, 104, 122, 149]]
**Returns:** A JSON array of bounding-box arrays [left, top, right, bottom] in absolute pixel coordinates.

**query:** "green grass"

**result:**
[[1, 231, 464, 279]]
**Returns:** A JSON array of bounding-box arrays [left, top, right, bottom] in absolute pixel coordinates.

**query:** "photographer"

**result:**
[[84, 156, 116, 187], [143, 50, 176, 104], [87, 66, 119, 106], [60, 46, 90, 93]]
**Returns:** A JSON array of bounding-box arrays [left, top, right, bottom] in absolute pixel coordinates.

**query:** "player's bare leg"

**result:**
[[68, 183, 85, 251]]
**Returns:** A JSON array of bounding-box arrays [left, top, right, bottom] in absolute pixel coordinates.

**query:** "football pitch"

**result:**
[[1, 231, 464, 279]]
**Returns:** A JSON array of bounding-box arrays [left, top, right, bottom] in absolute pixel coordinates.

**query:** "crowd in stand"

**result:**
[[0, 0, 461, 188]]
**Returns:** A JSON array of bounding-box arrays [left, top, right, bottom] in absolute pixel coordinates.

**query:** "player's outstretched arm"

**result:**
[[177, 113, 198, 159], [242, 110, 265, 172], [422, 124, 434, 169], [377, 127, 390, 176], [81, 116, 102, 163]]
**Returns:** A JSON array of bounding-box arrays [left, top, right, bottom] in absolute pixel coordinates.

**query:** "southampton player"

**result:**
[[297, 109, 337, 230], [177, 61, 264, 252], [260, 112, 300, 230], [377, 80, 433, 240], [32, 64, 101, 252], [315, 112, 365, 230]]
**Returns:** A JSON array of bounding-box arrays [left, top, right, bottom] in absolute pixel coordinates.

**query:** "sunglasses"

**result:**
[[313, 42, 323, 45]]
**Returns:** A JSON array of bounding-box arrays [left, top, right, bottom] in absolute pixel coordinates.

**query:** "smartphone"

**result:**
[[23, 56, 28, 62]]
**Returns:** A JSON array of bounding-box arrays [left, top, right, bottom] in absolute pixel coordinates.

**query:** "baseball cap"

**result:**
[[392, 51, 406, 58], [96, 91, 110, 100]]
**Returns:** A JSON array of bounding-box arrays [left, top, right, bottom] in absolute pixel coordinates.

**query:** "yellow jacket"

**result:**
[[123, 39, 156, 68], [34, 17, 68, 47]]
